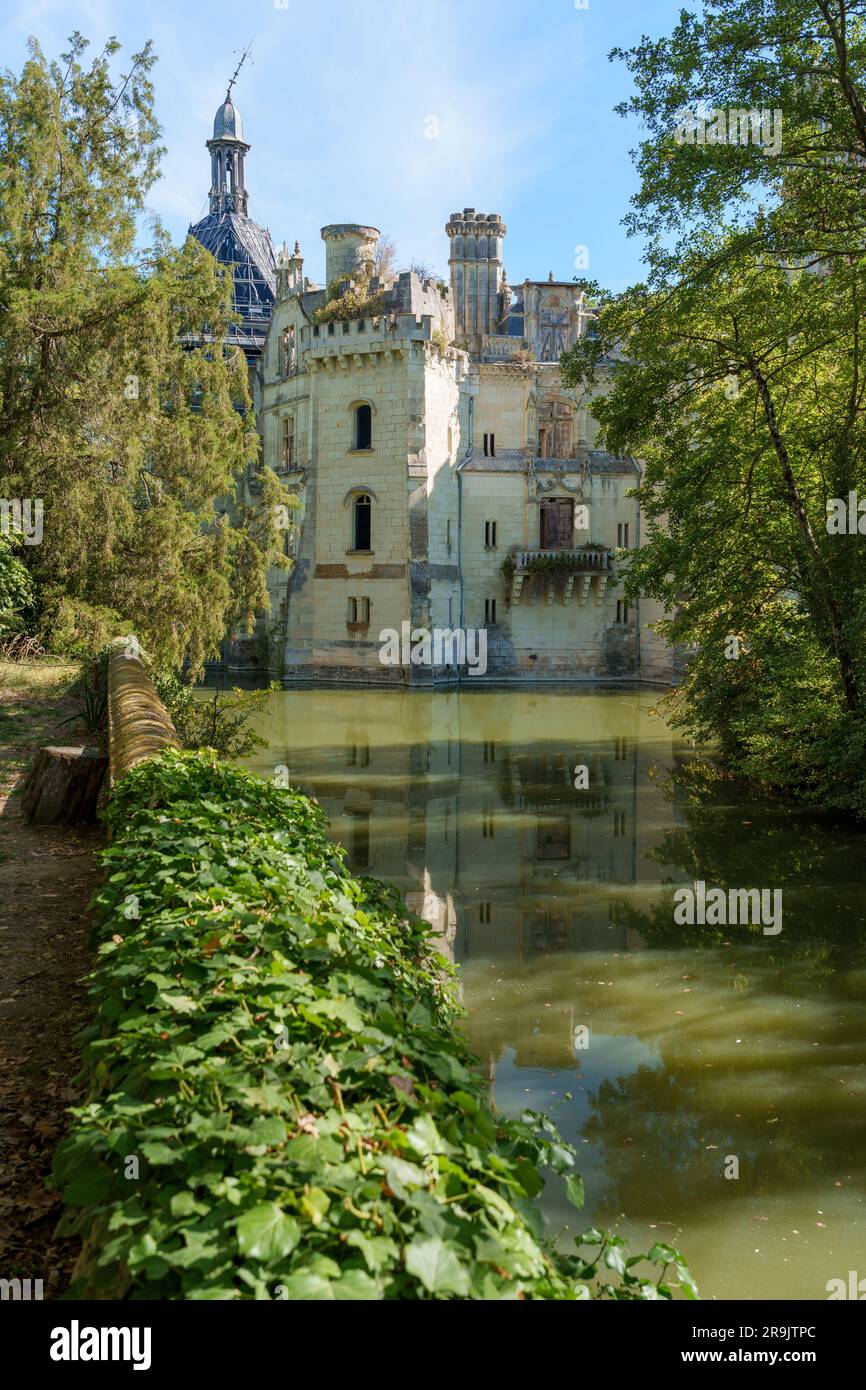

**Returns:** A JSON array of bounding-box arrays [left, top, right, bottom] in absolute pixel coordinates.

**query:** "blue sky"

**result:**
[[1, 0, 687, 291]]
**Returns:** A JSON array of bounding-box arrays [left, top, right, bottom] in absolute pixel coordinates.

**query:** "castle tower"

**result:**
[[320, 224, 380, 290], [445, 209, 507, 341]]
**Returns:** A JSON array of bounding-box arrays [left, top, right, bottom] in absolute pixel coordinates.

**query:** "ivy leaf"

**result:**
[[405, 1236, 470, 1297], [676, 1261, 699, 1299], [333, 1269, 381, 1300], [564, 1173, 585, 1210], [236, 1203, 300, 1262], [275, 1271, 333, 1300], [159, 992, 199, 1014], [140, 1141, 180, 1165], [302, 998, 364, 1032], [247, 1117, 287, 1147]]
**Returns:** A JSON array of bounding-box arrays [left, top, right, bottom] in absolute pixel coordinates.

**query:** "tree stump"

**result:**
[[21, 746, 108, 826]]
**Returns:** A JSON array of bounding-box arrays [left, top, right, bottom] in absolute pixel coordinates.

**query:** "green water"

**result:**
[[245, 687, 866, 1301]]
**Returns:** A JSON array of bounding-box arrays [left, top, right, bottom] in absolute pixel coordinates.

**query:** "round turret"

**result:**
[[320, 224, 380, 289]]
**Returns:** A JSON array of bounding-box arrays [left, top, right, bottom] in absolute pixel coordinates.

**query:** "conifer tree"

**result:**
[[0, 33, 288, 673]]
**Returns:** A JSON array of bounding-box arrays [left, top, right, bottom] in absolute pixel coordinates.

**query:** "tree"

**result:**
[[372, 235, 397, 281], [561, 0, 866, 814], [0, 535, 35, 642], [0, 33, 289, 674]]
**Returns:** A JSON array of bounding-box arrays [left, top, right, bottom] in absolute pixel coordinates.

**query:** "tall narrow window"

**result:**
[[351, 811, 370, 869], [280, 416, 294, 471], [484, 520, 497, 548], [348, 596, 371, 624], [354, 403, 372, 450], [617, 521, 630, 548], [353, 493, 372, 550], [483, 432, 496, 457], [280, 325, 295, 377], [484, 597, 497, 624], [616, 599, 630, 624]]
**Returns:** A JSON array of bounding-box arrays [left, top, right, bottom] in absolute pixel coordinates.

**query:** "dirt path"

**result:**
[[0, 663, 104, 1297]]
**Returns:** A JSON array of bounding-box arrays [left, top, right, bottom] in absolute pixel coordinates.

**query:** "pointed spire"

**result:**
[[206, 51, 254, 215], [276, 241, 305, 299]]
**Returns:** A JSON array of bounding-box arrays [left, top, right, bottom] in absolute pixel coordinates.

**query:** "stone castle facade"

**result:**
[[191, 94, 675, 684]]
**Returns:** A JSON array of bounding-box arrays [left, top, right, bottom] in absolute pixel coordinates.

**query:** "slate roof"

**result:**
[[458, 448, 640, 476], [212, 97, 244, 142], [188, 209, 276, 356]]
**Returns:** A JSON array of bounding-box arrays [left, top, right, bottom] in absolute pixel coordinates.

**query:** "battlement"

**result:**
[[299, 313, 466, 374], [445, 209, 507, 243]]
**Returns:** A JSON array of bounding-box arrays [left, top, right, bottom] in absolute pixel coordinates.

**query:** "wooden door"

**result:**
[[540, 499, 574, 550]]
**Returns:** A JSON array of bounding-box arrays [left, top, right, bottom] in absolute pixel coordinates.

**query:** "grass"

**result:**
[[0, 657, 79, 694], [0, 659, 81, 792]]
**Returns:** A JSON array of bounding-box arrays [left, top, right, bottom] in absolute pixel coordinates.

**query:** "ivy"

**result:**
[[53, 750, 693, 1300]]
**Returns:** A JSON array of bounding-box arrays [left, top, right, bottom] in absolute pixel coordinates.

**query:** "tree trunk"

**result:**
[[21, 746, 108, 826]]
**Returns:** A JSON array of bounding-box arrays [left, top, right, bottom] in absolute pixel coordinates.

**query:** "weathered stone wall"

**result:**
[[260, 298, 469, 680], [107, 645, 180, 785], [254, 222, 680, 687]]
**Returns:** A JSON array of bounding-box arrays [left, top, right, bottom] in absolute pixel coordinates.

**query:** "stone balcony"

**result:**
[[508, 548, 613, 607]]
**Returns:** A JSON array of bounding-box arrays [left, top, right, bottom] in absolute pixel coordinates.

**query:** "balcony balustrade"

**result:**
[[507, 548, 613, 607]]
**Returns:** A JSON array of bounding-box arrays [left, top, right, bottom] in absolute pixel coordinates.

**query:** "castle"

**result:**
[[190, 91, 675, 684]]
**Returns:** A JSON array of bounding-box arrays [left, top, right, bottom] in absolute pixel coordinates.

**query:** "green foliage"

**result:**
[[53, 751, 693, 1300], [561, 0, 866, 816], [54, 649, 108, 737], [57, 678, 108, 739], [153, 671, 273, 760], [312, 273, 386, 327], [0, 34, 291, 677], [0, 534, 35, 640]]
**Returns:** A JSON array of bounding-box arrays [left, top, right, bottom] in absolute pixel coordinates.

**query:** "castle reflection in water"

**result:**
[[246, 687, 866, 1301], [250, 687, 687, 1067]]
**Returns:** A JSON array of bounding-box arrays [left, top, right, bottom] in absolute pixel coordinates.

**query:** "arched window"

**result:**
[[354, 403, 372, 450], [353, 493, 372, 551]]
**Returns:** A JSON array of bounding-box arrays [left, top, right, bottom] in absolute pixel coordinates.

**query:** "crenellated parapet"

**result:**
[[299, 314, 468, 376]]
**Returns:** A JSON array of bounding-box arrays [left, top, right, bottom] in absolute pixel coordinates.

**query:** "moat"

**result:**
[[245, 686, 866, 1301]]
